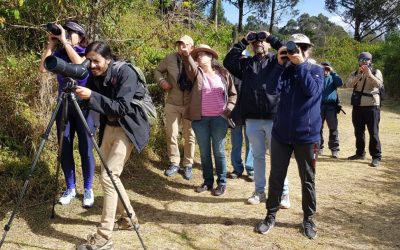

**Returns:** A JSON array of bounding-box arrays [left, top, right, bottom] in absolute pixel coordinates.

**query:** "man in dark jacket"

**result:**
[[319, 62, 343, 158], [223, 31, 290, 208], [254, 34, 324, 240], [75, 41, 149, 249]]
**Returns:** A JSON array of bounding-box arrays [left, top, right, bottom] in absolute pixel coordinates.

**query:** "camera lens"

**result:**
[[286, 41, 299, 55]]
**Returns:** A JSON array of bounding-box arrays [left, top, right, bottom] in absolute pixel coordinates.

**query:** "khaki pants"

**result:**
[[97, 125, 135, 240], [165, 103, 195, 166]]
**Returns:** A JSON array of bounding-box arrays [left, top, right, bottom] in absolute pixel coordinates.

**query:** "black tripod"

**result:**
[[0, 78, 147, 249]]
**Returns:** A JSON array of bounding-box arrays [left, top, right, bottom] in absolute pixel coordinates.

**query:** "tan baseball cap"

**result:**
[[176, 35, 194, 46]]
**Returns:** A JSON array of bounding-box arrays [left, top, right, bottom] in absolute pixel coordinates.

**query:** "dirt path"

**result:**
[[1, 89, 399, 250]]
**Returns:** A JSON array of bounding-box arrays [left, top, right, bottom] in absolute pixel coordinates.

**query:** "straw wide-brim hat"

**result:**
[[191, 44, 219, 60]]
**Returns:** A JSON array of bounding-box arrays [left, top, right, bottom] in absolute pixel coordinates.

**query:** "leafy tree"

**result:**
[[209, 0, 227, 28], [243, 15, 268, 31], [325, 0, 400, 42], [251, 0, 299, 33], [226, 0, 266, 32], [280, 13, 349, 47]]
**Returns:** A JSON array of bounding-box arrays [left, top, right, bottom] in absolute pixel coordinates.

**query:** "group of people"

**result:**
[[39, 20, 384, 249]]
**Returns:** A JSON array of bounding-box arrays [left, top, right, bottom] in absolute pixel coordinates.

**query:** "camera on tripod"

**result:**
[[44, 56, 90, 91]]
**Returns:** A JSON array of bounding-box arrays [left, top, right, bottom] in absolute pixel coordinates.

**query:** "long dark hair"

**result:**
[[85, 41, 119, 60]]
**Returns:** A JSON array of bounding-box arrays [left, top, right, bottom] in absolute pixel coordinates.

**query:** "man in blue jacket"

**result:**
[[319, 62, 343, 158], [254, 34, 324, 239]]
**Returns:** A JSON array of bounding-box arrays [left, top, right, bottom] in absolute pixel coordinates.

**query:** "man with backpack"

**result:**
[[346, 52, 384, 167], [319, 62, 343, 158], [154, 35, 196, 180]]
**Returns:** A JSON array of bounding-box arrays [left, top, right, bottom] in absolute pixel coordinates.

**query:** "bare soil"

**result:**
[[1, 89, 399, 250]]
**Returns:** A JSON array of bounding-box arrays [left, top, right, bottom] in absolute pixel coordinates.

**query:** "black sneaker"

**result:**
[[183, 166, 193, 180], [164, 164, 180, 177], [348, 154, 365, 160], [195, 184, 212, 193], [254, 214, 275, 234], [302, 218, 317, 239], [371, 158, 380, 167], [213, 185, 226, 196], [228, 171, 242, 179]]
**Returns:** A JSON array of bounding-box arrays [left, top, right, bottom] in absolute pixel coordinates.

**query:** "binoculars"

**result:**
[[46, 23, 71, 39], [246, 32, 268, 43]]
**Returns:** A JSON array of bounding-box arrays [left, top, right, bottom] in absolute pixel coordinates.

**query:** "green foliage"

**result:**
[[379, 32, 400, 98], [313, 36, 384, 79], [280, 13, 349, 47]]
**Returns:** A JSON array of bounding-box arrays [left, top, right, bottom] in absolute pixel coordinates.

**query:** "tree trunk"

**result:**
[[238, 0, 244, 32], [353, 1, 362, 41], [88, 0, 101, 41], [269, 0, 276, 33], [213, 0, 218, 30]]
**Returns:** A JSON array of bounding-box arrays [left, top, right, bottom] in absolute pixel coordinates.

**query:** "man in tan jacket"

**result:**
[[154, 35, 196, 179], [346, 52, 384, 167]]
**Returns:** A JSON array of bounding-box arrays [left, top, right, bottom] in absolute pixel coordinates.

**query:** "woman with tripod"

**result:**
[[39, 20, 96, 208]]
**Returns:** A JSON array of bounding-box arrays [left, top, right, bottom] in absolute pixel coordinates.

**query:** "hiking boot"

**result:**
[[302, 218, 317, 239], [254, 214, 275, 234], [83, 189, 94, 208], [228, 171, 242, 179], [247, 171, 254, 182], [183, 166, 193, 180], [279, 194, 291, 209], [371, 158, 380, 167], [213, 185, 226, 196], [247, 192, 266, 205], [348, 154, 365, 160], [195, 184, 212, 193], [331, 151, 339, 158], [76, 233, 113, 250], [164, 164, 180, 177], [113, 217, 139, 231], [59, 188, 76, 205]]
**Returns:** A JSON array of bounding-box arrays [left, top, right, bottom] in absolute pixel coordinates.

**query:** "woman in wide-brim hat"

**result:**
[[181, 44, 237, 196]]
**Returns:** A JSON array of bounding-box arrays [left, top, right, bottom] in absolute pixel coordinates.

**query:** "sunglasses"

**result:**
[[359, 58, 371, 62]]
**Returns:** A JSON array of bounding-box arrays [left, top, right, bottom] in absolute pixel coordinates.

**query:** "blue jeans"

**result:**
[[246, 119, 289, 194], [192, 116, 228, 186], [231, 124, 253, 174]]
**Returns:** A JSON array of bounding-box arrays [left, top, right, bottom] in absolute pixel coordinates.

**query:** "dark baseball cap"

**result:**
[[63, 21, 86, 35], [358, 52, 372, 60], [320, 61, 332, 67]]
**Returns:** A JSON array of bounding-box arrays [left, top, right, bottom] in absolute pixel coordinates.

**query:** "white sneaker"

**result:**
[[247, 192, 266, 205], [58, 188, 76, 205], [83, 189, 94, 208], [279, 194, 291, 209]]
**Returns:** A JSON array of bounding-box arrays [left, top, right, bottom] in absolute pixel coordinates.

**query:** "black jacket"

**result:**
[[85, 61, 150, 152], [223, 37, 282, 122]]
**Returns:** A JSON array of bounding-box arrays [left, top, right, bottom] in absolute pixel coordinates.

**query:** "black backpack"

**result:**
[[111, 60, 158, 125]]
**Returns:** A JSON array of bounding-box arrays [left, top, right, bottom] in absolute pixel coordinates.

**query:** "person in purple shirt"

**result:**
[[39, 20, 96, 208]]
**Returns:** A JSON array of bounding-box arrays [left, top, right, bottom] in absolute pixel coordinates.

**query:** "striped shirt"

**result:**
[[201, 72, 225, 116]]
